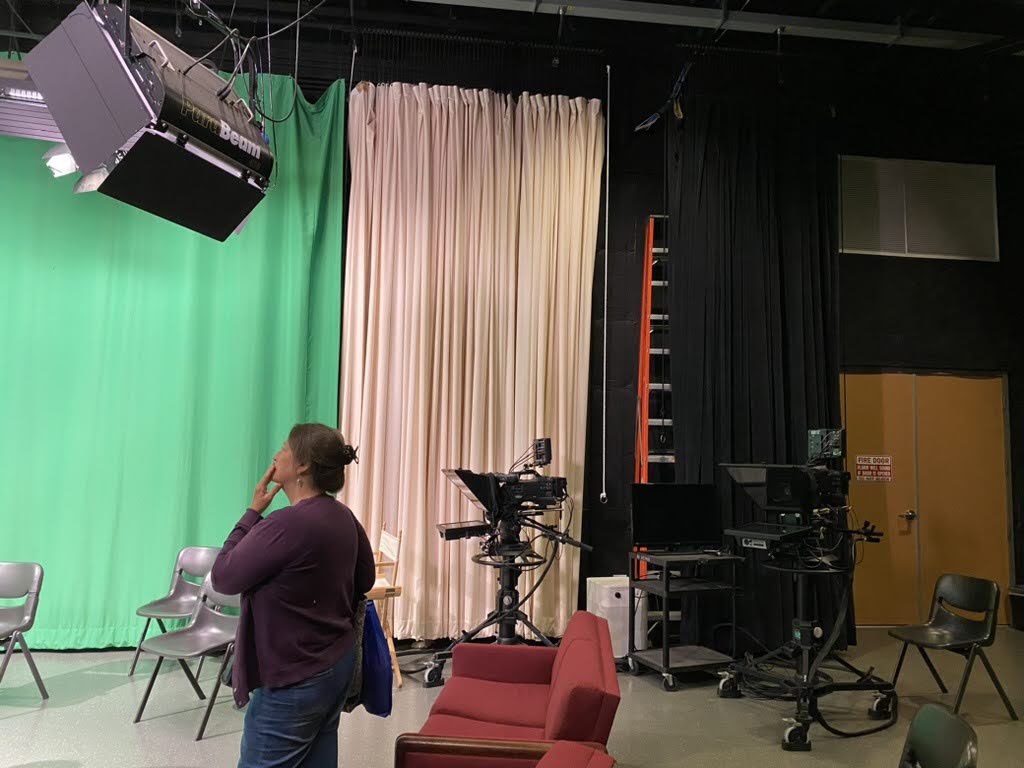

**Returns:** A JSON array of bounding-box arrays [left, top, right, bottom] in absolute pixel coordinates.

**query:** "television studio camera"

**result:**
[[422, 438, 591, 687], [718, 428, 896, 752]]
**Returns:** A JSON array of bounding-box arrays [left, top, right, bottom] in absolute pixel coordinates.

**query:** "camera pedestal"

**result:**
[[423, 552, 553, 688]]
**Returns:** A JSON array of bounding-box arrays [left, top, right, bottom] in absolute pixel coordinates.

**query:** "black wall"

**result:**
[[838, 112, 1024, 586], [580, 50, 1024, 595]]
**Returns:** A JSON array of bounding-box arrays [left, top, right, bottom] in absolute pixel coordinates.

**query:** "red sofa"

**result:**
[[394, 737, 615, 768], [395, 611, 621, 768]]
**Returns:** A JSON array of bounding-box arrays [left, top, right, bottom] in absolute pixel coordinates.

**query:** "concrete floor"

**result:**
[[0, 628, 1021, 768]]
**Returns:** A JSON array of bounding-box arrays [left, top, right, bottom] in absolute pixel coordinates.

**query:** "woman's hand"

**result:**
[[250, 464, 282, 514]]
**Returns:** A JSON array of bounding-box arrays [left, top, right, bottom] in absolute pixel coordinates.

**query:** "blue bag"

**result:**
[[360, 600, 393, 717]]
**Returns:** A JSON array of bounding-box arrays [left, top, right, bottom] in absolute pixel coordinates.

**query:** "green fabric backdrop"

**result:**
[[0, 75, 346, 649]]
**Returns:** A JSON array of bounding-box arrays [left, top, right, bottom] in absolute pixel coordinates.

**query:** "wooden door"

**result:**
[[916, 375, 1012, 621], [843, 373, 922, 624]]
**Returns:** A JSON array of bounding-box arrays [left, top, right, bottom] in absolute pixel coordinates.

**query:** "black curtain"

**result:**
[[666, 73, 847, 650]]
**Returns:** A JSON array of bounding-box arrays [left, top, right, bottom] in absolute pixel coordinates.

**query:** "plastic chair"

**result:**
[[899, 704, 978, 768], [128, 545, 219, 676], [374, 528, 403, 688], [133, 574, 239, 741], [0, 562, 48, 700], [889, 573, 1017, 720]]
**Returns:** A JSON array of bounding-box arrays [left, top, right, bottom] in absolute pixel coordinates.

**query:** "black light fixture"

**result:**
[[25, 2, 276, 241]]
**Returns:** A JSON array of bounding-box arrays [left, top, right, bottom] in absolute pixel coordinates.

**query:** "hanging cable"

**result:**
[[250, 0, 301, 123], [600, 63, 611, 505], [348, 0, 359, 88], [256, 0, 326, 41], [217, 0, 239, 70]]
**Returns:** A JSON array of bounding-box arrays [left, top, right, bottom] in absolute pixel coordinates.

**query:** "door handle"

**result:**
[[899, 509, 917, 521]]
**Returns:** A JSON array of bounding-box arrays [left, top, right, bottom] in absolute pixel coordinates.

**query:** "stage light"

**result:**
[[26, 2, 275, 240], [43, 144, 78, 178], [73, 166, 109, 194]]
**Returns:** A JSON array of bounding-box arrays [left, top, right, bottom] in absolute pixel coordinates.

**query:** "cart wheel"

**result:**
[[718, 676, 741, 699], [662, 675, 678, 692], [868, 691, 896, 721], [626, 657, 642, 676], [781, 725, 811, 752]]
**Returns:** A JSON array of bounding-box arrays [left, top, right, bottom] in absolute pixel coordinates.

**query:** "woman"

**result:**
[[212, 423, 376, 768]]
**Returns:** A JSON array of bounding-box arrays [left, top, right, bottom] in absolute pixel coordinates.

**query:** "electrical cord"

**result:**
[[599, 63, 610, 506], [181, 29, 239, 77], [508, 444, 534, 473]]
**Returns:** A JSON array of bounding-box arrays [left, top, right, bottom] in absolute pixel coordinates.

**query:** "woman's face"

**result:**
[[272, 439, 303, 485]]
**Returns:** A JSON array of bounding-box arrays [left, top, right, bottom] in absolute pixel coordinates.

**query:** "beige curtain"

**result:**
[[340, 81, 604, 639]]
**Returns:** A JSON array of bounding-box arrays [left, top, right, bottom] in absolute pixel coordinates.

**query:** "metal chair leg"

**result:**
[[178, 658, 206, 700], [916, 647, 948, 693], [953, 646, 979, 714], [0, 636, 16, 686], [977, 648, 1019, 721], [195, 655, 206, 680], [156, 619, 169, 633], [15, 633, 48, 700], [197, 646, 232, 741], [891, 642, 909, 686], [128, 617, 152, 676], [134, 656, 164, 723]]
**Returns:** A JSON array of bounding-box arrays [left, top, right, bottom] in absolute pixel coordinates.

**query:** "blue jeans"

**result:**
[[238, 647, 358, 768]]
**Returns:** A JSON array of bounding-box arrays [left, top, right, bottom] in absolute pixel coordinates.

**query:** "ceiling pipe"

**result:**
[[1, 29, 43, 41], [407, 0, 1000, 50]]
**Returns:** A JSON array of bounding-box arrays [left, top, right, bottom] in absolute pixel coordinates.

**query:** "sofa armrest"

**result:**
[[394, 735, 607, 768], [452, 644, 557, 684]]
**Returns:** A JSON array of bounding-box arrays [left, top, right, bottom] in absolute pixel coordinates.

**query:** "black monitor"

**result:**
[[630, 483, 720, 549]]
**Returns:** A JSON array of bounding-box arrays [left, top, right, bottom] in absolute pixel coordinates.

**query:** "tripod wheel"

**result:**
[[781, 725, 811, 752], [868, 691, 896, 721], [423, 663, 445, 688]]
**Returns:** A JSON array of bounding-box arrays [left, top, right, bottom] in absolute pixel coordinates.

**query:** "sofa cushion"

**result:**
[[544, 638, 619, 744], [537, 742, 615, 768], [419, 713, 546, 742], [452, 643, 557, 684], [552, 611, 601, 682], [431, 677, 550, 728]]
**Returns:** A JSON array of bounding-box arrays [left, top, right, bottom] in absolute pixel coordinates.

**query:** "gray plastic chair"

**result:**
[[133, 574, 239, 741], [899, 704, 978, 768], [129, 545, 220, 676], [0, 562, 48, 700], [889, 573, 1018, 720]]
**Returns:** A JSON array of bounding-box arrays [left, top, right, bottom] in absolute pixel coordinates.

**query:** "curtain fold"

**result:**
[[341, 82, 603, 639], [667, 88, 845, 649], [0, 74, 346, 649]]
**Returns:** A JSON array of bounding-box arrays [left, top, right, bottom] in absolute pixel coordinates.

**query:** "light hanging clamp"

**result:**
[[552, 6, 566, 68], [889, 17, 905, 48], [714, 1, 729, 38]]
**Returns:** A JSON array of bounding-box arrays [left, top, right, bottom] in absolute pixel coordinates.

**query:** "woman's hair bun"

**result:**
[[341, 443, 359, 466]]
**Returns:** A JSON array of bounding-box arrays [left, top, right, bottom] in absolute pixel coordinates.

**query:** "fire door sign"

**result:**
[[855, 455, 892, 482]]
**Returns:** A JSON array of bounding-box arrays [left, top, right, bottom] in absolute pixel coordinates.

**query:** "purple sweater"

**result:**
[[211, 495, 375, 707]]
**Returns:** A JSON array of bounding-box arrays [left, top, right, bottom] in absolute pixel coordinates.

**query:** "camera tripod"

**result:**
[[422, 518, 589, 688], [718, 559, 897, 751]]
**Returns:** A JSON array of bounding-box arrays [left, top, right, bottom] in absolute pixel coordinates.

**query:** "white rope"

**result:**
[[600, 64, 611, 505]]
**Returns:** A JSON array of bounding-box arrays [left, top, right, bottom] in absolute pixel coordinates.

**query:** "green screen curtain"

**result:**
[[0, 74, 346, 649]]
